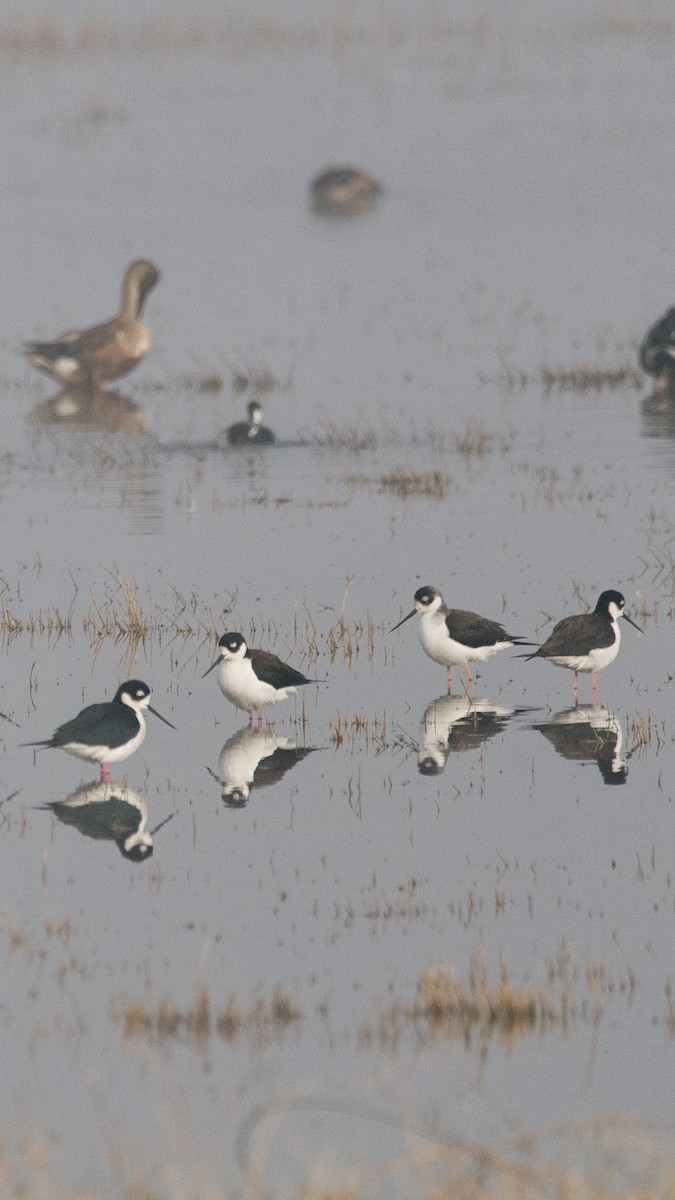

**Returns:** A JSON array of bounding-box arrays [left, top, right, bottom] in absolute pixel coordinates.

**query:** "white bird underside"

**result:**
[[39, 355, 81, 382], [217, 659, 298, 712], [60, 722, 146, 765], [420, 619, 512, 667], [542, 642, 619, 674]]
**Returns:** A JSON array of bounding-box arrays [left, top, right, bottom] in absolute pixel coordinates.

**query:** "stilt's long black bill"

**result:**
[[390, 609, 416, 633], [148, 704, 176, 730]]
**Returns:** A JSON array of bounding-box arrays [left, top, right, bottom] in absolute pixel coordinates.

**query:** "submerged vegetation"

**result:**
[[489, 362, 642, 393], [377, 466, 451, 499], [0, 568, 393, 671], [358, 947, 621, 1054], [114, 947, 629, 1056], [3, 10, 675, 65], [105, 953, 672, 1200], [117, 983, 302, 1048]]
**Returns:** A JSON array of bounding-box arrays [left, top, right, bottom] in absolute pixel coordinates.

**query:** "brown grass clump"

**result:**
[[85, 571, 152, 665], [319, 423, 378, 451], [323, 577, 372, 670], [455, 417, 491, 456], [490, 362, 642, 394], [0, 12, 423, 61], [0, 18, 64, 57], [82, 569, 224, 667], [0, 601, 73, 642], [377, 467, 450, 499], [225, 357, 293, 394], [541, 363, 642, 394], [117, 983, 302, 1049], [328, 712, 389, 755], [177, 371, 225, 393], [415, 952, 538, 1033], [358, 948, 587, 1055]]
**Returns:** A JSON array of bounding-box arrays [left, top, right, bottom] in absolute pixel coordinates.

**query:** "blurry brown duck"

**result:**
[[24, 259, 160, 390]]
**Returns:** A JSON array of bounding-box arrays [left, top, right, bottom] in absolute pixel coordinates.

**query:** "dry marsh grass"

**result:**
[[328, 711, 389, 754], [114, 947, 628, 1064], [325, 611, 374, 667], [318, 423, 379, 452], [5, 11, 674, 66], [378, 466, 451, 499], [226, 358, 294, 395], [358, 946, 628, 1056], [0, 12, 497, 62], [0, 600, 73, 643], [177, 370, 225, 394], [118, 982, 302, 1049], [321, 577, 379, 670], [455, 417, 492, 456], [0, 565, 394, 675], [491, 363, 642, 394], [541, 364, 642, 394]]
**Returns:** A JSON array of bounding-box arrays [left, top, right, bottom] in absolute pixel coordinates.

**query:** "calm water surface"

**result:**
[[1, 2, 675, 1194]]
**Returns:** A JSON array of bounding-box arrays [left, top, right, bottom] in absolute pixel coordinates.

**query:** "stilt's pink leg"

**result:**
[[592, 671, 598, 704], [100, 763, 111, 783], [446, 666, 452, 693], [257, 708, 263, 729], [573, 671, 579, 705], [464, 662, 474, 695], [247, 711, 253, 727]]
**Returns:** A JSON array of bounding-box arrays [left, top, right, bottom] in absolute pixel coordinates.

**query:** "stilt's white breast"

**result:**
[[546, 620, 620, 674], [418, 611, 460, 666], [62, 714, 146, 765], [418, 611, 510, 667], [217, 657, 295, 712]]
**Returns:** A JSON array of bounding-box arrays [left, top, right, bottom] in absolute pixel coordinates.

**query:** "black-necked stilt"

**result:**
[[22, 680, 175, 781], [639, 306, 675, 396], [226, 400, 275, 447], [391, 585, 531, 692], [24, 260, 159, 391], [203, 632, 318, 725], [310, 167, 382, 216], [522, 589, 641, 702]]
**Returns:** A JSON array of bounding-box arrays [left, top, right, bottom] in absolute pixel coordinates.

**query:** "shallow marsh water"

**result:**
[[2, 2, 675, 1195]]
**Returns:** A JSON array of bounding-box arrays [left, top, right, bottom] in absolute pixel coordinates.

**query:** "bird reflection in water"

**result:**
[[639, 305, 675, 399], [28, 388, 149, 436], [640, 391, 675, 440], [638, 305, 675, 437], [42, 780, 174, 860], [207, 727, 318, 807], [533, 705, 627, 784], [417, 694, 517, 776]]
